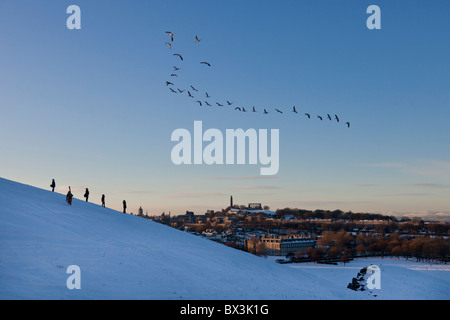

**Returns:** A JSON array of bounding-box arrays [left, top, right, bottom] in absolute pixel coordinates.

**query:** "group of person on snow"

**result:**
[[50, 179, 127, 213]]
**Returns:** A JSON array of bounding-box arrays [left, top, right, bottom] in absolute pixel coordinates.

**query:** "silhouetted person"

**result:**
[[101, 194, 105, 207], [84, 188, 89, 202], [66, 187, 73, 206], [123, 200, 127, 213], [50, 179, 56, 192]]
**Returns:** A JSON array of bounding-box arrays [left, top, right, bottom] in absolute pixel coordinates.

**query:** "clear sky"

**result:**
[[1, 0, 449, 220]]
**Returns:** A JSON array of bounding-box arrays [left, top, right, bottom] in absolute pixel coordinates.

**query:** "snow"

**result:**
[[0, 177, 449, 300]]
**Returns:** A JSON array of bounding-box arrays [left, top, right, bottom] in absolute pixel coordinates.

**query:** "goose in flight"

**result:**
[[345, 122, 350, 128], [188, 91, 194, 98], [169, 88, 177, 93], [235, 107, 241, 111], [252, 106, 256, 112], [190, 85, 198, 91], [335, 114, 340, 122], [242, 107, 247, 112], [264, 109, 269, 114], [227, 101, 233, 105], [165, 81, 174, 86], [216, 102, 223, 106], [275, 109, 283, 113], [305, 113, 311, 118], [317, 115, 323, 120], [195, 35, 201, 43], [177, 89, 185, 93], [173, 53, 183, 61], [206, 92, 210, 98], [165, 42, 172, 49], [196, 101, 202, 106], [173, 66, 180, 71], [327, 114, 332, 120], [201, 62, 211, 67], [166, 31, 174, 41], [170, 74, 177, 77], [205, 101, 211, 106], [292, 106, 298, 113]]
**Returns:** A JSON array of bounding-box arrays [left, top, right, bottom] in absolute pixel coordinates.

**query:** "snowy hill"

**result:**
[[0, 177, 448, 300]]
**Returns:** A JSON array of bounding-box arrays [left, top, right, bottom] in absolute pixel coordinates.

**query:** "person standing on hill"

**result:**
[[101, 194, 105, 207], [123, 200, 127, 213], [50, 179, 56, 192], [66, 186, 73, 206], [84, 188, 90, 202]]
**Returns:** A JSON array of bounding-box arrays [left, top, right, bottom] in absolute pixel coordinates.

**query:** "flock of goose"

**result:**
[[164, 31, 350, 128]]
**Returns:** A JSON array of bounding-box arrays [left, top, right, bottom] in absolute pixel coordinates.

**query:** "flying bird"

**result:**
[[170, 74, 178, 77], [327, 114, 332, 120], [173, 66, 180, 71], [292, 106, 298, 113], [264, 109, 269, 114], [205, 101, 211, 106], [227, 101, 233, 105], [177, 89, 185, 93], [216, 102, 223, 106], [305, 113, 311, 118], [173, 53, 183, 61], [275, 109, 283, 113], [335, 114, 340, 122], [235, 107, 241, 111], [206, 92, 210, 98], [188, 91, 194, 98], [317, 115, 323, 120], [165, 81, 174, 86], [166, 31, 174, 41], [242, 107, 247, 112], [190, 85, 198, 91], [345, 122, 350, 128], [165, 42, 172, 49], [169, 88, 177, 93], [200, 62, 211, 67], [196, 101, 202, 106], [252, 106, 256, 112], [195, 35, 201, 43]]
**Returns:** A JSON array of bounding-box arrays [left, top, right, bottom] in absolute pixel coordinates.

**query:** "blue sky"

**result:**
[[1, 0, 449, 220]]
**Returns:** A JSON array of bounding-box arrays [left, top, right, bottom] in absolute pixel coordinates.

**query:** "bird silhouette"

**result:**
[[201, 62, 211, 67], [166, 81, 174, 86], [165, 42, 172, 49], [335, 115, 340, 122], [166, 31, 174, 41], [169, 88, 177, 93], [264, 109, 269, 114], [327, 114, 332, 120], [275, 109, 283, 113], [206, 92, 210, 98], [227, 101, 233, 105], [173, 66, 180, 71], [242, 107, 247, 112], [188, 91, 194, 98], [177, 89, 185, 93], [190, 85, 198, 91], [252, 106, 256, 112], [235, 107, 241, 111], [170, 74, 177, 77], [345, 122, 350, 128], [205, 101, 211, 106], [173, 53, 183, 61], [216, 102, 223, 106], [317, 115, 323, 120], [195, 35, 201, 43], [305, 113, 311, 118], [292, 106, 298, 113], [196, 101, 202, 106]]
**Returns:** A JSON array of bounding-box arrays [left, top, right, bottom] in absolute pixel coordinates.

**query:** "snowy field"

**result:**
[[0, 177, 449, 300]]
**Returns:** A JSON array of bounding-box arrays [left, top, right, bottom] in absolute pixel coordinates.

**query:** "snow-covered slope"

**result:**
[[1, 177, 448, 300], [0, 177, 347, 300]]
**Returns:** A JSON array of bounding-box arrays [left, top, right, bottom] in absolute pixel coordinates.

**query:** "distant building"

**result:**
[[248, 203, 262, 210], [138, 206, 143, 215], [257, 235, 316, 256]]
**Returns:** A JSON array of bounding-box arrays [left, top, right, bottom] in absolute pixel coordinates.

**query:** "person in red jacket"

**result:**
[[66, 186, 73, 206]]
